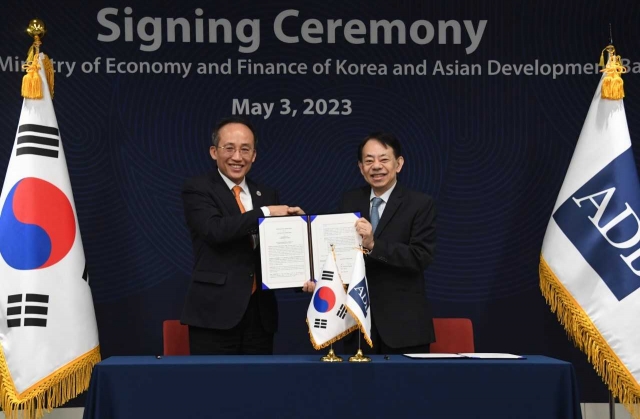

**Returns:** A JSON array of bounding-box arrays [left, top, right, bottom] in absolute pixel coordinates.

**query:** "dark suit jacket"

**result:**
[[340, 183, 436, 348], [180, 170, 278, 333]]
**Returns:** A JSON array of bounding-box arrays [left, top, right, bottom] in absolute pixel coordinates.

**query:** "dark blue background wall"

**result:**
[[1, 0, 639, 404]]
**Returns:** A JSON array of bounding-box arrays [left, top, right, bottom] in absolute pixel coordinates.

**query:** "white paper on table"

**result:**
[[403, 353, 466, 359], [457, 353, 525, 359]]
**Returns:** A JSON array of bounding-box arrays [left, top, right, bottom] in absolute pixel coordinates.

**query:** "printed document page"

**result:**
[[259, 216, 310, 289], [309, 213, 361, 284]]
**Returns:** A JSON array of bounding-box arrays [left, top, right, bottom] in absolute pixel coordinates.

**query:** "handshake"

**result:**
[[267, 205, 305, 216]]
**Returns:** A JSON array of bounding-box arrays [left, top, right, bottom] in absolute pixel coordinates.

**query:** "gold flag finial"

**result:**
[[599, 44, 626, 100], [26, 18, 46, 38], [22, 18, 54, 99]]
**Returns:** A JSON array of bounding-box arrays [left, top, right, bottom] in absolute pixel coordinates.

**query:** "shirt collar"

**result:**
[[369, 182, 397, 203], [218, 169, 249, 193]]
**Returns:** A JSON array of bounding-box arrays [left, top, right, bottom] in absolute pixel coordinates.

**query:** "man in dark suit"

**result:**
[[325, 132, 436, 354], [181, 116, 304, 355]]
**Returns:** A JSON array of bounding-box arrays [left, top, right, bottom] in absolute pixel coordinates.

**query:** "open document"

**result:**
[[259, 213, 361, 289], [403, 354, 467, 359]]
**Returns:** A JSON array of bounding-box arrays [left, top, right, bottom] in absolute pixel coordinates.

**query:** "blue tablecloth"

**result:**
[[82, 354, 581, 419]]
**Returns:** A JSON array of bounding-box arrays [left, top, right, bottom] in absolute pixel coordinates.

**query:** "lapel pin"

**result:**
[[256, 191, 262, 196]]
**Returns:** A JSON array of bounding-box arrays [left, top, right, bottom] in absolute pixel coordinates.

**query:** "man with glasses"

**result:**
[[305, 132, 437, 354], [346, 132, 436, 354], [181, 116, 304, 355]]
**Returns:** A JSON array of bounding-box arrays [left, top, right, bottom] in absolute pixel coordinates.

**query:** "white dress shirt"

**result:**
[[218, 169, 270, 217], [218, 170, 270, 249]]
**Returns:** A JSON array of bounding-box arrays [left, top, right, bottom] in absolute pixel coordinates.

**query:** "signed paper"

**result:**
[[259, 216, 310, 289], [259, 213, 361, 289], [310, 213, 361, 284]]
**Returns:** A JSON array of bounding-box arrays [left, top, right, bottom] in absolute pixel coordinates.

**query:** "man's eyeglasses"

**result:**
[[217, 145, 255, 156]]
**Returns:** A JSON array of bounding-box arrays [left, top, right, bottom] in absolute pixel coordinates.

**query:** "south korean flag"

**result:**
[[306, 249, 356, 349], [0, 52, 100, 418]]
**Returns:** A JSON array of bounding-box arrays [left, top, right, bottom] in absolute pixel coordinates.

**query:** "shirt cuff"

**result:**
[[261, 206, 270, 217]]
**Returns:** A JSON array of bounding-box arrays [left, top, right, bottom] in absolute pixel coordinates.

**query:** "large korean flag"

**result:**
[[0, 53, 100, 418]]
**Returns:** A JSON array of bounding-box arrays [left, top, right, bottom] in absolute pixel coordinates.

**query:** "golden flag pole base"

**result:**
[[320, 347, 343, 362], [349, 349, 371, 363]]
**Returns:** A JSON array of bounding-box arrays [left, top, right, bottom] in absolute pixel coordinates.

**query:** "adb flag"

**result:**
[[346, 250, 372, 347], [306, 249, 357, 349], [540, 46, 640, 417], [0, 52, 100, 418]]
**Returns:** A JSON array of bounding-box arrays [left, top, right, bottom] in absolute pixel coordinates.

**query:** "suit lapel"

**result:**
[[211, 171, 241, 215], [374, 184, 403, 238], [358, 186, 372, 221]]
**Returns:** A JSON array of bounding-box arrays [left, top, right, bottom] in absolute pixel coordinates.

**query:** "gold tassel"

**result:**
[[540, 256, 640, 419], [600, 45, 626, 100], [599, 50, 604, 68], [21, 35, 43, 99], [21, 65, 43, 99], [42, 54, 54, 98], [25, 44, 36, 65]]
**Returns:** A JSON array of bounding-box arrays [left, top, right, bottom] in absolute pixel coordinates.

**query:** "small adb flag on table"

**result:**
[[540, 45, 640, 418], [345, 249, 372, 347], [0, 21, 100, 419], [306, 248, 357, 349]]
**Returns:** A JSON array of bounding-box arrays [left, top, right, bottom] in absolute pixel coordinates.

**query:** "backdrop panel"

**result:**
[[1, 0, 639, 403]]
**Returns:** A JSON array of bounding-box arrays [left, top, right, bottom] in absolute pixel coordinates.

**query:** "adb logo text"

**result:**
[[554, 149, 640, 300]]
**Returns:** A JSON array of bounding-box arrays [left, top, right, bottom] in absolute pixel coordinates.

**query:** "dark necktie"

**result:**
[[371, 197, 383, 233]]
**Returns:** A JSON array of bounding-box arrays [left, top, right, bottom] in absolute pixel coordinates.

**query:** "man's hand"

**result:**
[[268, 205, 291, 216], [287, 206, 305, 215], [356, 217, 375, 250], [302, 280, 316, 293]]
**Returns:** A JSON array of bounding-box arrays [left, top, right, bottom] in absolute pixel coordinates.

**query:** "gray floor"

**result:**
[[0, 404, 631, 419]]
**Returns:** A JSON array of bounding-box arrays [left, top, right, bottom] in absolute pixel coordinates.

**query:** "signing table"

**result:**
[[82, 355, 581, 419]]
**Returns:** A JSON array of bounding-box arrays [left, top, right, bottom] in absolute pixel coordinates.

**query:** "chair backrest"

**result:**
[[430, 318, 475, 353], [163, 320, 190, 355]]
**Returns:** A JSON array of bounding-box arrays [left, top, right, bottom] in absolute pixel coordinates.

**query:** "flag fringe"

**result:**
[[306, 318, 358, 350], [0, 345, 101, 419], [540, 255, 640, 419], [344, 305, 373, 348]]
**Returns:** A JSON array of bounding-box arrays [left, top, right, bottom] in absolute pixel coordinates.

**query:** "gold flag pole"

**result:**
[[22, 18, 55, 100], [349, 245, 371, 362], [320, 244, 344, 362], [349, 333, 371, 362]]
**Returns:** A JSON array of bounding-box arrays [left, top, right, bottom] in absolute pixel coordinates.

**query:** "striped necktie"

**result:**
[[371, 197, 383, 233]]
